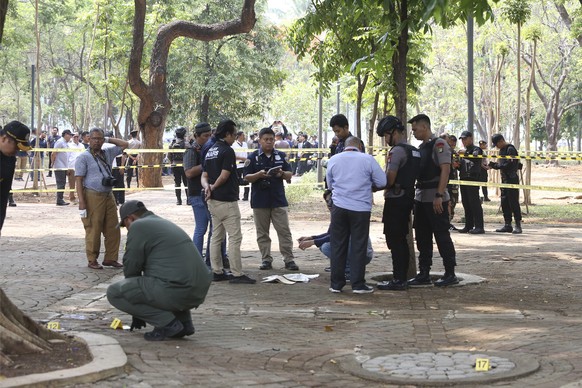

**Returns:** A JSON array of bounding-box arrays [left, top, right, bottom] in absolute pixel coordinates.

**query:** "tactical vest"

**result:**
[[170, 138, 185, 161], [393, 143, 421, 190], [417, 139, 441, 188], [459, 144, 482, 180]]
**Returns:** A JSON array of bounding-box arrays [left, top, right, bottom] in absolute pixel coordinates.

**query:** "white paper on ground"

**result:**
[[261, 273, 320, 284]]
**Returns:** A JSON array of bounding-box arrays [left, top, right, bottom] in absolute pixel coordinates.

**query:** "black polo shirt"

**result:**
[[183, 143, 203, 196], [244, 149, 291, 208], [204, 138, 238, 202], [1, 151, 16, 231]]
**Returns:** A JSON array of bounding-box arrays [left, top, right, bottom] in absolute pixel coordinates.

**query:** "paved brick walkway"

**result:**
[[2, 188, 582, 387]]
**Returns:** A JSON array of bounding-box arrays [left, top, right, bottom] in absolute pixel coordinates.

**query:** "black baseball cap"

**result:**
[[459, 131, 473, 139], [62, 129, 73, 136], [194, 122, 212, 134], [118, 200, 147, 228], [3, 121, 32, 151], [491, 133, 504, 146]]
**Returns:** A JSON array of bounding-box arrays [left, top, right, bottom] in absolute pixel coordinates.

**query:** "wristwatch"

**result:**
[[435, 192, 444, 198]]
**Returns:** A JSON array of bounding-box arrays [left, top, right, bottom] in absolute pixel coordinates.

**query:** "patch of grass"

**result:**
[[286, 171, 324, 205], [481, 201, 582, 224]]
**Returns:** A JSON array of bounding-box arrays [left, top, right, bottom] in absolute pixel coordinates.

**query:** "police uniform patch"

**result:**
[[436, 143, 444, 153], [244, 159, 251, 168], [275, 154, 281, 161]]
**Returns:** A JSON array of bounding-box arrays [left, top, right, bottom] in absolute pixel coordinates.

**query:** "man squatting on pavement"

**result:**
[[107, 200, 212, 341]]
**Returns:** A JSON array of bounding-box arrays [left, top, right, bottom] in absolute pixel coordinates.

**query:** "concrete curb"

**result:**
[[0, 332, 127, 388]]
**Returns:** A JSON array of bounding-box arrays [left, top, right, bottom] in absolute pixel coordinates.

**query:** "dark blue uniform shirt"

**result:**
[[244, 149, 291, 209]]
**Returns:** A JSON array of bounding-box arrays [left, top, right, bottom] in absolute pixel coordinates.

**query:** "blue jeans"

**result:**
[[320, 238, 373, 274], [190, 195, 226, 265]]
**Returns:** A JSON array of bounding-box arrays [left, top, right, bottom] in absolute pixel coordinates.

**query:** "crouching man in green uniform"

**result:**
[[107, 200, 212, 341]]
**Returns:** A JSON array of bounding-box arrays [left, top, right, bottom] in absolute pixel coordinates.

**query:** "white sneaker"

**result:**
[[329, 287, 342, 293], [352, 285, 374, 294]]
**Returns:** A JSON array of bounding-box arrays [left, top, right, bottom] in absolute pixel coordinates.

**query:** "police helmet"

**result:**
[[175, 126, 187, 139], [376, 115, 404, 137]]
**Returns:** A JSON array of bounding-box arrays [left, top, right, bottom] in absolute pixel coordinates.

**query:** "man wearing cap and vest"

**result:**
[[408, 114, 459, 287], [1, 121, 32, 234], [107, 200, 212, 341], [489, 133, 523, 234], [458, 131, 485, 234], [375, 116, 420, 291], [75, 128, 129, 269]]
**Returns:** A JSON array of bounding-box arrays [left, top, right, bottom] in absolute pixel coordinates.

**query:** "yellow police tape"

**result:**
[[32, 146, 582, 161], [10, 179, 581, 194]]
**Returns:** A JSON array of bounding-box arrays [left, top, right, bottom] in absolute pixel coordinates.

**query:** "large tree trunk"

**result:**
[[0, 0, 8, 44], [0, 288, 64, 366], [391, 0, 415, 279], [129, 0, 256, 187], [513, 23, 522, 148]]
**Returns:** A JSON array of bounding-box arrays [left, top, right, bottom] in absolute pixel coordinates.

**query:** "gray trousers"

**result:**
[[107, 278, 191, 328]]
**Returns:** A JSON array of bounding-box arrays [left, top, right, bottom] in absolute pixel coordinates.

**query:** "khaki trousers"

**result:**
[[253, 207, 294, 264], [67, 169, 76, 201], [81, 189, 120, 263], [207, 199, 243, 276], [15, 156, 27, 179]]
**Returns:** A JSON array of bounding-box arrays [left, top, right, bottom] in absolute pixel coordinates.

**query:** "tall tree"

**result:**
[[0, 0, 7, 44], [523, 24, 542, 204], [502, 0, 531, 148], [129, 0, 257, 187]]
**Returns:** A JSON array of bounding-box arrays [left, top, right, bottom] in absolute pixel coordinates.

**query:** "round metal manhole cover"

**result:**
[[340, 351, 539, 386]]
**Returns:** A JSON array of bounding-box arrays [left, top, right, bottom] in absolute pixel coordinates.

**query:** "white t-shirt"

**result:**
[[231, 140, 247, 169], [67, 140, 85, 169]]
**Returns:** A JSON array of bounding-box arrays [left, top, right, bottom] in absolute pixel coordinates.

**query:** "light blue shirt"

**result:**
[[326, 148, 387, 212]]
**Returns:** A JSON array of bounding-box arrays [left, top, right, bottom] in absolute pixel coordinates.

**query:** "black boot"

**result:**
[[512, 220, 522, 234], [8, 193, 16, 207], [176, 189, 182, 205], [495, 224, 513, 233], [435, 270, 459, 287], [407, 267, 432, 287]]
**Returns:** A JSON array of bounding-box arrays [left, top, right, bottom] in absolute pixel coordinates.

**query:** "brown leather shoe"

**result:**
[[102, 260, 123, 268], [88, 261, 103, 269]]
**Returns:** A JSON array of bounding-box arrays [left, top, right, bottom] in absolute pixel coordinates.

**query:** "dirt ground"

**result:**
[[1, 163, 581, 381]]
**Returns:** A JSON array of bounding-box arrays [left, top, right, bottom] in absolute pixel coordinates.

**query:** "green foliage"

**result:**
[[523, 24, 542, 41], [502, 0, 531, 26], [165, 1, 286, 130], [285, 171, 321, 204]]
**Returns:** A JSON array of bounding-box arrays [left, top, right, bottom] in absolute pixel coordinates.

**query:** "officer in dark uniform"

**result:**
[[441, 134, 460, 230], [489, 133, 523, 234], [169, 127, 189, 205], [458, 131, 485, 234], [407, 114, 459, 287], [479, 140, 491, 201], [244, 127, 299, 271], [1, 121, 32, 232], [375, 116, 420, 291], [108, 131, 126, 206]]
